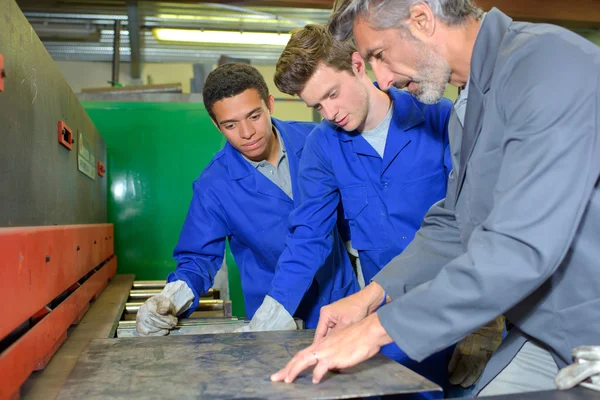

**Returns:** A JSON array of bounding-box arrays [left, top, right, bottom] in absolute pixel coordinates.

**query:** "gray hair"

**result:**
[[329, 0, 483, 41]]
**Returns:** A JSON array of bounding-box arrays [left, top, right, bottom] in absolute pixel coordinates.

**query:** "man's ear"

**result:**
[[266, 94, 275, 114], [351, 52, 366, 76], [406, 2, 436, 40]]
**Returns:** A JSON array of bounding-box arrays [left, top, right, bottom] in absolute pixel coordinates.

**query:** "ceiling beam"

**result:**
[[476, 0, 600, 25], [16, 0, 600, 27], [197, 0, 334, 8], [197, 0, 600, 25]]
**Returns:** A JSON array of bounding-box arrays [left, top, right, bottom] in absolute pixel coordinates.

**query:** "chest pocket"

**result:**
[[339, 185, 388, 251]]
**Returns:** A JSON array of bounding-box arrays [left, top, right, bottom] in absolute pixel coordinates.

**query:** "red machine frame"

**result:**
[[0, 224, 117, 399]]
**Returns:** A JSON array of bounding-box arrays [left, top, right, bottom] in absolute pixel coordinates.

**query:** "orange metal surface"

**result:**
[[0, 257, 117, 400], [97, 160, 105, 177], [0, 224, 114, 342]]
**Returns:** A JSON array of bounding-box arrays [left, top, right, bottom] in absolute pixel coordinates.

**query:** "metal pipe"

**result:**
[[129, 289, 162, 300], [126, 0, 141, 82], [124, 300, 224, 314], [116, 317, 247, 337], [118, 318, 241, 328], [130, 284, 218, 298], [111, 20, 121, 86], [132, 281, 166, 289], [129, 289, 217, 298], [80, 83, 182, 94]]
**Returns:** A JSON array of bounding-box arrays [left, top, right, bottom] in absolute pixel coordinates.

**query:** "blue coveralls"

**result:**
[[168, 118, 359, 328]]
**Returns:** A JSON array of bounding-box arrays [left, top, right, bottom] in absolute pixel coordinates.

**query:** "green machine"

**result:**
[[81, 98, 245, 317]]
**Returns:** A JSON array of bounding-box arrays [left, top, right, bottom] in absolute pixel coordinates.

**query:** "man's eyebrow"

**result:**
[[305, 85, 337, 108], [218, 107, 262, 124], [364, 47, 379, 61]]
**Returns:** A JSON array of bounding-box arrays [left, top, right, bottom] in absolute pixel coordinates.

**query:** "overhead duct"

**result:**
[[30, 21, 100, 41]]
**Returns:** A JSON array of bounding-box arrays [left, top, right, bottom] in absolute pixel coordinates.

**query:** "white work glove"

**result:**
[[235, 295, 297, 332], [556, 346, 600, 391], [448, 315, 505, 388], [136, 280, 195, 337]]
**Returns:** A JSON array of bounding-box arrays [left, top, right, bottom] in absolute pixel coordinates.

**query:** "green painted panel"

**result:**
[[226, 239, 244, 318], [83, 101, 245, 317]]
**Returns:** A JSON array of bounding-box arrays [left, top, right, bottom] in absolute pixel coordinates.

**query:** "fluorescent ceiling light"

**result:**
[[153, 29, 291, 46]]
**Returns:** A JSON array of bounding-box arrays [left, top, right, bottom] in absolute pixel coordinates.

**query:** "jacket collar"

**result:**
[[332, 87, 425, 144], [455, 8, 513, 201]]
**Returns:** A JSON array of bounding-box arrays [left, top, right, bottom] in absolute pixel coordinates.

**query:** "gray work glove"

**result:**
[[448, 315, 505, 388], [556, 346, 600, 391], [235, 295, 297, 332], [136, 280, 194, 337]]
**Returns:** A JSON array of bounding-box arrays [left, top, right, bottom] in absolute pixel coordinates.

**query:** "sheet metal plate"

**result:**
[[58, 330, 441, 399]]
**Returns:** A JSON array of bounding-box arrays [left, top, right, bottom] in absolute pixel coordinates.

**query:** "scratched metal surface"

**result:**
[[58, 330, 441, 399], [0, 0, 107, 227]]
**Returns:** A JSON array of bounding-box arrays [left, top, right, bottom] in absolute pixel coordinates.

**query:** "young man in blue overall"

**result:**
[[135, 63, 358, 335]]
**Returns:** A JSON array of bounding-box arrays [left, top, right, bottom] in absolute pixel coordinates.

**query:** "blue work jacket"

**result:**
[[168, 118, 359, 328], [269, 88, 452, 310]]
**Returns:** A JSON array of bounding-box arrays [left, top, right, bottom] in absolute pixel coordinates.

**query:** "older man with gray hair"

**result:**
[[271, 0, 600, 396]]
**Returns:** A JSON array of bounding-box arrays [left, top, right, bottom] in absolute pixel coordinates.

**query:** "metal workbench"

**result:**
[[20, 275, 600, 399]]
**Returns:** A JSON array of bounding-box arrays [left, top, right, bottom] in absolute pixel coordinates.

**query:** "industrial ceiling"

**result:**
[[15, 0, 600, 73]]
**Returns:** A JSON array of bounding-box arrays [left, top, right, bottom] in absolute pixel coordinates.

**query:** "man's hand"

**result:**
[[136, 295, 179, 336], [448, 315, 505, 388], [314, 282, 388, 343], [235, 295, 297, 332], [271, 312, 393, 384], [136, 280, 194, 336]]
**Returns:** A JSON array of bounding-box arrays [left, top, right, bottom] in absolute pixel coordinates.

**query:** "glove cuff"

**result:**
[[248, 296, 297, 331], [478, 315, 506, 337], [161, 281, 195, 315]]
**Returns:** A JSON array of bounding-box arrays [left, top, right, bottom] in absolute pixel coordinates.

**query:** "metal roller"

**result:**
[[117, 318, 242, 329], [125, 300, 225, 314], [116, 317, 248, 338], [118, 317, 302, 330], [132, 280, 167, 289], [129, 289, 163, 300], [129, 289, 218, 300], [130, 283, 219, 299]]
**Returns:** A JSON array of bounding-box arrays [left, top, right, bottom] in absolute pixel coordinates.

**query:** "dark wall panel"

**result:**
[[0, 0, 107, 227]]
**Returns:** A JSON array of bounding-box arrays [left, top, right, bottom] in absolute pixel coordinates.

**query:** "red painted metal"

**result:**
[[0, 257, 117, 399], [0, 224, 114, 341], [57, 120, 73, 150], [0, 224, 117, 399], [97, 161, 106, 177]]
